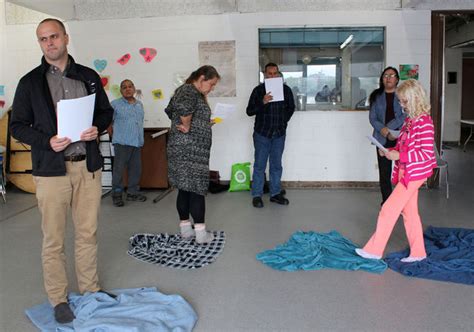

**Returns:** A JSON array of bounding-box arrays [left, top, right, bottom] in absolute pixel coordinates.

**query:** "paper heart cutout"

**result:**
[[93, 59, 107, 73], [117, 53, 131, 66], [111, 84, 121, 98], [151, 89, 163, 100], [0, 100, 5, 108], [100, 76, 110, 90], [139, 48, 157, 63]]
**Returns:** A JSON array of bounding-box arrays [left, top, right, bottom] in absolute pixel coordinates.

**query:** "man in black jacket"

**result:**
[[10, 18, 113, 324], [246, 63, 295, 208]]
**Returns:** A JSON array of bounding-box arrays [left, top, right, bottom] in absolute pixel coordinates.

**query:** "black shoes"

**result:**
[[113, 192, 146, 206], [253, 193, 289, 207], [112, 193, 124, 207], [54, 302, 75, 324], [126, 193, 147, 202], [53, 291, 116, 324], [263, 183, 286, 196], [270, 193, 289, 205], [252, 197, 264, 208]]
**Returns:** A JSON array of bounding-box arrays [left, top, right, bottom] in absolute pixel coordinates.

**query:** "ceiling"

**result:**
[[445, 13, 474, 32], [5, 0, 474, 21]]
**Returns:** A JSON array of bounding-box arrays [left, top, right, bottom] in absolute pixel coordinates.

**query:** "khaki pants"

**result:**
[[34, 160, 102, 306]]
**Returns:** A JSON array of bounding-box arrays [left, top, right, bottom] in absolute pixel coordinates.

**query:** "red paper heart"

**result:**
[[101, 77, 109, 87], [139, 48, 157, 63], [117, 53, 131, 66]]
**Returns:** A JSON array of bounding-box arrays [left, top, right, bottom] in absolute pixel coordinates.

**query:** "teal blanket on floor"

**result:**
[[256, 230, 387, 274]]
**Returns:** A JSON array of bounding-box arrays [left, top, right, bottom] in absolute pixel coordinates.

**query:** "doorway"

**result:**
[[430, 11, 474, 187]]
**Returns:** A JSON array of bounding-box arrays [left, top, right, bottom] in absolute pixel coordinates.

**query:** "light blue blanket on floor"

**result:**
[[256, 230, 387, 274], [25, 287, 197, 332]]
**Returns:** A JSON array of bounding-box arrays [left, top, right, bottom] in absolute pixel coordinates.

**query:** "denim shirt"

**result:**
[[369, 92, 405, 146], [111, 97, 144, 147]]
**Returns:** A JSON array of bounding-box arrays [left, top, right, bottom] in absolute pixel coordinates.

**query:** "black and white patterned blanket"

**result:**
[[128, 231, 226, 269]]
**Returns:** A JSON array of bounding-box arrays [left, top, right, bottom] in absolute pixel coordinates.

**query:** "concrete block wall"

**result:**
[[1, 4, 432, 181]]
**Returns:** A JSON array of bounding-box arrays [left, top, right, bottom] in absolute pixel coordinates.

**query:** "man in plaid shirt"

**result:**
[[246, 63, 295, 208]]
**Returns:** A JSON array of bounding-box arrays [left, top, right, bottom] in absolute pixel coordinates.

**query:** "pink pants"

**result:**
[[363, 178, 427, 257]]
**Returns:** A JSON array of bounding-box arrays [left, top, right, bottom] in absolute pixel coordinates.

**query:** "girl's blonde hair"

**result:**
[[396, 79, 431, 118]]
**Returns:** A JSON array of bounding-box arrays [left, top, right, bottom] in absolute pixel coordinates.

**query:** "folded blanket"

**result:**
[[25, 287, 197, 332], [386, 226, 474, 285], [256, 230, 387, 274]]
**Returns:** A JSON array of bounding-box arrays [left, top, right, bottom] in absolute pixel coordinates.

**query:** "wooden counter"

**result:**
[[139, 128, 169, 188]]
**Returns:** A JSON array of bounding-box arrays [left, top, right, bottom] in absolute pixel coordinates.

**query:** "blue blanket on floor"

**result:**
[[385, 226, 474, 285], [256, 230, 387, 274], [25, 287, 197, 331]]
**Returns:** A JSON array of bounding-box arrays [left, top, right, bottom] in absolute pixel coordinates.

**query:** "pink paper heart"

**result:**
[[117, 53, 131, 66], [139, 48, 157, 63]]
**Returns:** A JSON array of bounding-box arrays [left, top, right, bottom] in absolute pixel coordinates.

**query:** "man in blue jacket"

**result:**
[[10, 18, 114, 324], [246, 63, 295, 208]]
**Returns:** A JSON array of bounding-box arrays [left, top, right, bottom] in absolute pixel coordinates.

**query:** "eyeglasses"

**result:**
[[383, 74, 397, 79]]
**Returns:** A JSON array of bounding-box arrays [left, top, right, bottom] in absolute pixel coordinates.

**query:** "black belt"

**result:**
[[64, 155, 86, 162]]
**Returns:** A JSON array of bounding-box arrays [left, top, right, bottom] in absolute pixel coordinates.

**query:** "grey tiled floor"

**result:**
[[1, 145, 473, 331]]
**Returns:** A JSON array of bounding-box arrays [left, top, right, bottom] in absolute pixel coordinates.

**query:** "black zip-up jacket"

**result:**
[[10, 55, 113, 176]]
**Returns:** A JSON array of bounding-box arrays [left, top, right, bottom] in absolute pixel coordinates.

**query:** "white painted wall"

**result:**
[[1, 0, 49, 119], [1, 5, 432, 181]]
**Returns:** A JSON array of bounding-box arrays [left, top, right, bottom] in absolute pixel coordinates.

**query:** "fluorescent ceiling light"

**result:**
[[449, 39, 474, 48], [340, 34, 354, 49]]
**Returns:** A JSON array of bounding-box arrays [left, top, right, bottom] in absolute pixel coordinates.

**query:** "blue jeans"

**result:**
[[252, 132, 286, 197], [112, 144, 142, 194]]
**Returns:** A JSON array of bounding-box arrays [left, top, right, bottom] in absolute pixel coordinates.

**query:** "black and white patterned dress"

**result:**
[[165, 84, 212, 195]]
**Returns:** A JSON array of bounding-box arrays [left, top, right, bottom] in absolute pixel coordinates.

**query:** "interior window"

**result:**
[[259, 27, 385, 111]]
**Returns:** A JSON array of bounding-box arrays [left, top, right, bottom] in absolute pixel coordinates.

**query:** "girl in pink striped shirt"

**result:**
[[356, 79, 436, 262]]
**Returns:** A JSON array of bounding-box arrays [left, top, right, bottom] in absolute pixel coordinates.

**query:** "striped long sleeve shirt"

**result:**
[[391, 114, 437, 187]]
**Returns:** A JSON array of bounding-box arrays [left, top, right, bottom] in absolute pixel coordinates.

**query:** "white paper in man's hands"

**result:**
[[264, 77, 284, 102], [57, 94, 96, 142], [367, 135, 388, 153]]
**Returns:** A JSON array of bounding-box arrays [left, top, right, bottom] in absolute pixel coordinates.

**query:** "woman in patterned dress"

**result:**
[[165, 66, 220, 244]]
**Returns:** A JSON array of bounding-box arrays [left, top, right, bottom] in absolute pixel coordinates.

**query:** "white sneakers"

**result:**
[[355, 248, 427, 263], [180, 221, 214, 244], [355, 248, 382, 260], [179, 221, 195, 239], [400, 256, 426, 263]]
